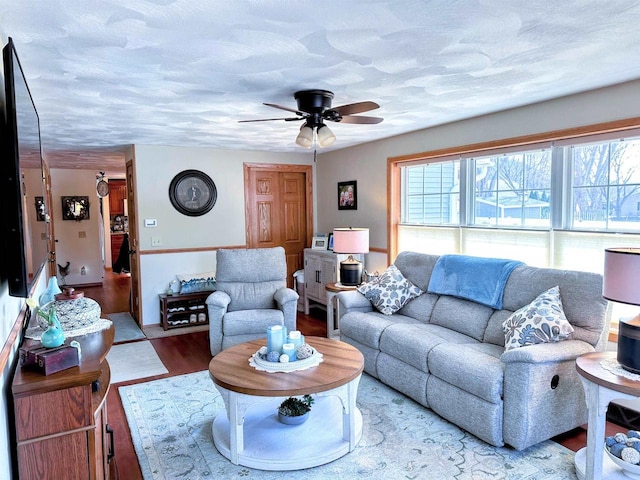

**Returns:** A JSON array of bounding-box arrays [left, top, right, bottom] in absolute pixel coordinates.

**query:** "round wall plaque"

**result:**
[[168, 169, 217, 216], [96, 179, 110, 198]]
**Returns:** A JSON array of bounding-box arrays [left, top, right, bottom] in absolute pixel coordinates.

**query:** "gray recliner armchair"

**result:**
[[206, 247, 298, 356]]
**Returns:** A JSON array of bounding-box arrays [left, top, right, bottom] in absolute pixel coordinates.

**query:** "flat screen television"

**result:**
[[2, 37, 48, 298]]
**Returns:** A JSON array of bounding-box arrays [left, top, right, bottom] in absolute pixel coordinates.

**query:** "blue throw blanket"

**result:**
[[427, 255, 524, 309]]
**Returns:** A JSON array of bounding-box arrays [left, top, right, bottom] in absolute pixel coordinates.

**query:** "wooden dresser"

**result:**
[[12, 325, 115, 479]]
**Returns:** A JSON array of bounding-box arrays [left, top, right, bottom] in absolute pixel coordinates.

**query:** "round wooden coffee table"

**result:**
[[208, 336, 364, 470]]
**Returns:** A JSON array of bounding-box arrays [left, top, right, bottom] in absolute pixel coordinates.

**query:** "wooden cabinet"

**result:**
[[110, 233, 125, 265], [303, 248, 363, 313], [108, 179, 127, 216], [159, 291, 211, 330], [12, 325, 115, 479]]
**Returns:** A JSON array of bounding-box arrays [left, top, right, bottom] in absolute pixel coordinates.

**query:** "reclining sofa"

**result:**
[[338, 251, 610, 450]]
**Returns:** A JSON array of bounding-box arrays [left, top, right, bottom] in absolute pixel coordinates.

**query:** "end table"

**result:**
[[325, 282, 357, 339], [575, 351, 640, 479]]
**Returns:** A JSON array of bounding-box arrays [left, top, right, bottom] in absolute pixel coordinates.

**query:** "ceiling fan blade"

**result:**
[[332, 101, 380, 115], [238, 117, 303, 123], [337, 115, 384, 124], [263, 103, 304, 115]]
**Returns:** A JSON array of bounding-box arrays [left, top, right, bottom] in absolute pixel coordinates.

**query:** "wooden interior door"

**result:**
[[245, 164, 313, 287], [126, 160, 142, 324]]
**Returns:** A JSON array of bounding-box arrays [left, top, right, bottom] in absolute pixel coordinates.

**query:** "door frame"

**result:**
[[243, 163, 314, 249], [126, 159, 142, 324]]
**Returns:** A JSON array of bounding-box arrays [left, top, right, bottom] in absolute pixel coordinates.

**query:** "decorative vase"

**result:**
[[39, 276, 62, 306], [278, 411, 309, 425], [40, 307, 65, 348]]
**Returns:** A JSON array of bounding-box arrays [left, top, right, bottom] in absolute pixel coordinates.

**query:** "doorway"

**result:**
[[244, 163, 313, 287]]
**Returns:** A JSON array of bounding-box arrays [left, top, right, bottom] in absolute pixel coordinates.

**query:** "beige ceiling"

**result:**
[[4, 0, 640, 174]]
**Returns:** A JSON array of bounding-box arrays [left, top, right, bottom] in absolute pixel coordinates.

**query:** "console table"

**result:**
[[575, 351, 640, 480], [12, 324, 115, 480]]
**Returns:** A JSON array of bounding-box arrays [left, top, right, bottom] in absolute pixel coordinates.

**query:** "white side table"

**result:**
[[575, 352, 640, 480], [325, 282, 357, 339]]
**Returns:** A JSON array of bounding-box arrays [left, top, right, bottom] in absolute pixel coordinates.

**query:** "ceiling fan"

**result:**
[[239, 89, 383, 148]]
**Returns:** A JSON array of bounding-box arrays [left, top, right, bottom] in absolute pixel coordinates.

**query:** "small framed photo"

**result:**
[[311, 236, 328, 250], [327, 233, 334, 251], [338, 180, 357, 210]]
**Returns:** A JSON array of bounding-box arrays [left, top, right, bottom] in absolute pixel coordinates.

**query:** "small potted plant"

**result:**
[[277, 395, 314, 425]]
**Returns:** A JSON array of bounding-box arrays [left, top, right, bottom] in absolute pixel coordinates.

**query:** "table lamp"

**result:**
[[603, 247, 640, 373], [332, 227, 369, 286]]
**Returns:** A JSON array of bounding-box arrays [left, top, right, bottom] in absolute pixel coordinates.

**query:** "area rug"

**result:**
[[142, 323, 209, 339], [107, 312, 146, 343], [120, 371, 578, 480], [107, 341, 168, 383]]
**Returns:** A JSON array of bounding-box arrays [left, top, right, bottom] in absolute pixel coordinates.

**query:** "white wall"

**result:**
[[0, 271, 47, 478], [22, 167, 48, 276], [49, 169, 105, 285], [134, 145, 314, 325], [316, 78, 640, 271]]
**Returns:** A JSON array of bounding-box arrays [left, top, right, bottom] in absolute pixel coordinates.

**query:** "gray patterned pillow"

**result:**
[[357, 265, 423, 315], [502, 286, 574, 351]]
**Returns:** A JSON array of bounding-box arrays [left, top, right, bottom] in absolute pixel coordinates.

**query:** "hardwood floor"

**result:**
[[84, 270, 620, 479]]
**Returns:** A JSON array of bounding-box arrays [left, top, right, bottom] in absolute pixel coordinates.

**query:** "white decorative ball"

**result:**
[[621, 447, 640, 464], [258, 346, 268, 355], [615, 433, 629, 444], [296, 344, 314, 359], [279, 354, 290, 363]]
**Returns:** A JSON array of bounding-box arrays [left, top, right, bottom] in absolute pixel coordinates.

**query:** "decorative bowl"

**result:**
[[278, 411, 309, 425], [249, 346, 322, 372], [605, 446, 640, 479]]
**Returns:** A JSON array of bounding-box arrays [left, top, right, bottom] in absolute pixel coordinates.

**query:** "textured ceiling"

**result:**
[[4, 0, 640, 172]]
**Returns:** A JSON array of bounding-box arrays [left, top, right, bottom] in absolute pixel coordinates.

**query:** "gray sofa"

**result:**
[[337, 251, 610, 450]]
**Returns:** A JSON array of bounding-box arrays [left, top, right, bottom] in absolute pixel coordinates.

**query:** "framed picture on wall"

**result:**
[[338, 180, 357, 210], [34, 196, 45, 221], [61, 196, 90, 221]]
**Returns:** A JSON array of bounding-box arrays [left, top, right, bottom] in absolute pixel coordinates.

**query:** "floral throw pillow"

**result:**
[[357, 265, 423, 315], [502, 286, 574, 351]]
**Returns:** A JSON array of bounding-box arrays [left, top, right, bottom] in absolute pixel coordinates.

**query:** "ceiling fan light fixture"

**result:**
[[295, 125, 314, 148], [316, 124, 336, 147]]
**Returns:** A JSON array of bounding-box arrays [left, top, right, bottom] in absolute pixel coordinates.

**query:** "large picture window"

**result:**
[[391, 123, 640, 340]]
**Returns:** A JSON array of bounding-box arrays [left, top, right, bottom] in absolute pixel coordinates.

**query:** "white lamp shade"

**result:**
[[316, 124, 336, 147], [295, 125, 313, 148], [603, 247, 640, 305], [332, 228, 369, 254]]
